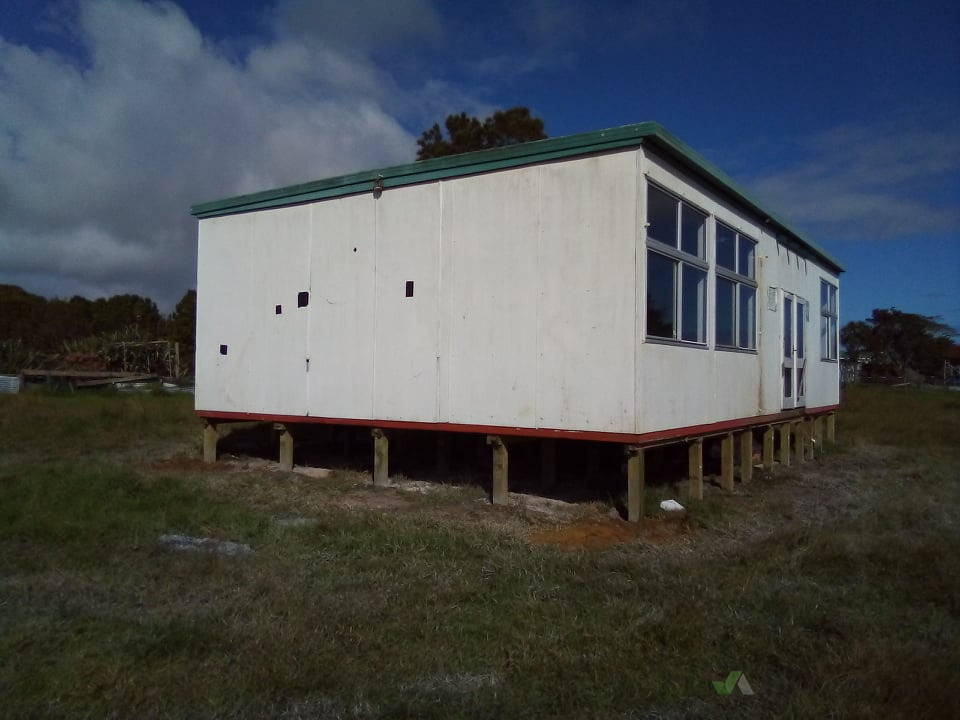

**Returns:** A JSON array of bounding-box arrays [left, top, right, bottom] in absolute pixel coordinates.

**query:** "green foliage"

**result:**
[[0, 285, 196, 376], [416, 107, 547, 160], [0, 339, 42, 374], [842, 307, 955, 379]]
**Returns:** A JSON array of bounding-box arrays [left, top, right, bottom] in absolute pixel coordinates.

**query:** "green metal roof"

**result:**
[[191, 121, 843, 273]]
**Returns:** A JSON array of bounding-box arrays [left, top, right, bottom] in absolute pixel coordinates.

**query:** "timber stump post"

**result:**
[[625, 445, 644, 522], [202, 420, 218, 464], [778, 423, 791, 467], [487, 436, 509, 505], [721, 432, 735, 491], [826, 412, 837, 443], [275, 423, 294, 471], [762, 426, 775, 471], [371, 428, 390, 486]]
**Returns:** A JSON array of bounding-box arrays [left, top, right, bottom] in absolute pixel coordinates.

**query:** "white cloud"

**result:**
[[0, 0, 425, 310], [747, 116, 960, 240]]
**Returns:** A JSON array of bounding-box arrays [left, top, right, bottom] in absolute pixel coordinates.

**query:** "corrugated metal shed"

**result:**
[[0, 375, 21, 394]]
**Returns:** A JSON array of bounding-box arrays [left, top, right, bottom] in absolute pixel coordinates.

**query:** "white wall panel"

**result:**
[[537, 153, 637, 433], [195, 207, 309, 416], [308, 195, 376, 419], [445, 169, 540, 427], [241, 206, 310, 416], [637, 345, 714, 432], [373, 184, 441, 422], [196, 215, 253, 413]]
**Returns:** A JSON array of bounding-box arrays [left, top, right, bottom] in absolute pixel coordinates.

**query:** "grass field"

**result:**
[[1, 387, 958, 719]]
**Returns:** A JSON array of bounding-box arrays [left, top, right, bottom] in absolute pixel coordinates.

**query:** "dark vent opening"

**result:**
[[405, 281, 414, 298], [298, 291, 309, 308]]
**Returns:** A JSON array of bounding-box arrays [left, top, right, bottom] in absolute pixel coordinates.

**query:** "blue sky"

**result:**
[[1, 0, 958, 334]]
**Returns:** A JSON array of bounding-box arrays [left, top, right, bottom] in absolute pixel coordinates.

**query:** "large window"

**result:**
[[715, 222, 757, 350], [646, 184, 707, 343], [820, 280, 838, 360]]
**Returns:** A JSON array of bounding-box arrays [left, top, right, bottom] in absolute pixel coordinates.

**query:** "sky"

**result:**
[[1, 0, 958, 334]]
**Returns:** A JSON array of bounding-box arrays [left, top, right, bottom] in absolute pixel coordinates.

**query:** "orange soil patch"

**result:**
[[527, 516, 690, 550]]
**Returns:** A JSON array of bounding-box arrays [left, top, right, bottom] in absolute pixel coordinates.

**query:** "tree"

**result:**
[[416, 107, 547, 160], [841, 308, 955, 380], [166, 289, 196, 377]]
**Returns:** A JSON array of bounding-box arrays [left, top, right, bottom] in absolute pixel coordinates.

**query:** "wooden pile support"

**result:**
[[199, 410, 837, 523]]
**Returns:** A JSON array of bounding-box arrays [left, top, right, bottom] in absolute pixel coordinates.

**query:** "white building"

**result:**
[[192, 122, 842, 518]]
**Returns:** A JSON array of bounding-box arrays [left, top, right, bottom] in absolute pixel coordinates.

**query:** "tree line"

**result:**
[[0, 285, 195, 377], [841, 308, 956, 384]]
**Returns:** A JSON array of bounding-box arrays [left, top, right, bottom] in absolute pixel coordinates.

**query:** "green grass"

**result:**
[[0, 387, 958, 718]]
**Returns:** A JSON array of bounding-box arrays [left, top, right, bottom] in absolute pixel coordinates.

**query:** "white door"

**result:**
[[782, 292, 807, 409]]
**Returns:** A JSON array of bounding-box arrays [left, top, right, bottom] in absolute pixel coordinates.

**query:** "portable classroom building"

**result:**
[[191, 122, 843, 507]]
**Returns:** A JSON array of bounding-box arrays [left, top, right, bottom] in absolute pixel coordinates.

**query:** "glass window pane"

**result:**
[[784, 368, 792, 398], [646, 251, 676, 338], [647, 185, 677, 247], [796, 302, 805, 358], [739, 285, 756, 349], [738, 237, 755, 278], [716, 223, 736, 271], [830, 286, 837, 314], [681, 265, 706, 343], [821, 281, 829, 313], [829, 318, 838, 359], [716, 277, 735, 347], [784, 297, 793, 357], [681, 204, 707, 258]]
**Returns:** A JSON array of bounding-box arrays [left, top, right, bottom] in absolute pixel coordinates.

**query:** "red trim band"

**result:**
[[196, 405, 839, 445]]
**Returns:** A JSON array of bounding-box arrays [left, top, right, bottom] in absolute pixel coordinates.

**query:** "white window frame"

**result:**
[[715, 221, 758, 351], [820, 280, 838, 361], [646, 183, 708, 345]]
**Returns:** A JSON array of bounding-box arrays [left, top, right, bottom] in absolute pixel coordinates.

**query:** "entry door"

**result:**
[[782, 292, 807, 409]]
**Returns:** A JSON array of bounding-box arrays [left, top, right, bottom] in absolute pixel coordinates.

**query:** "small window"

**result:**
[[715, 221, 757, 350], [297, 291, 309, 308], [680, 264, 707, 343], [405, 281, 414, 298], [275, 305, 282, 315], [680, 205, 707, 258], [716, 224, 737, 272], [647, 185, 678, 248], [820, 280, 838, 360]]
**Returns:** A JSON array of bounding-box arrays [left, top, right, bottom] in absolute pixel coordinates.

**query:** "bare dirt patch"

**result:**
[[527, 515, 690, 550]]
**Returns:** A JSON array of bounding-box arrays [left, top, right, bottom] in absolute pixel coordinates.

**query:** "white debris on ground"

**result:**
[[405, 673, 502, 695], [158, 534, 253, 556], [393, 479, 445, 494], [273, 517, 321, 528], [659, 499, 685, 513]]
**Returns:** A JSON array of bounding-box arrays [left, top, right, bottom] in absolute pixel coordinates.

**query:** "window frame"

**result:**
[[645, 182, 709, 346], [820, 280, 839, 361], [714, 221, 758, 352]]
